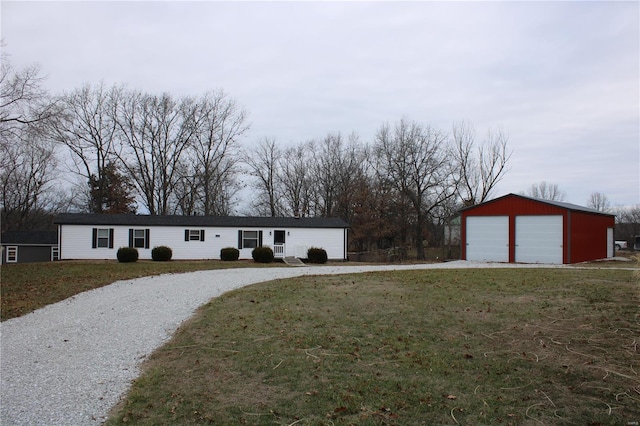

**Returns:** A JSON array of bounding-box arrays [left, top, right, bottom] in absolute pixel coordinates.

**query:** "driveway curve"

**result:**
[[1, 261, 568, 425]]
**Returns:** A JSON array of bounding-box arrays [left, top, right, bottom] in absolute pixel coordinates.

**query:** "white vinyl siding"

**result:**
[[466, 216, 509, 262], [515, 216, 563, 264], [58, 224, 347, 261], [286, 228, 346, 260], [62, 225, 229, 260]]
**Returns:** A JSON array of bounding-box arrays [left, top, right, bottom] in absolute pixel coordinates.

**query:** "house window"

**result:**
[[129, 229, 150, 249], [51, 246, 59, 261], [238, 230, 262, 249], [97, 229, 110, 247], [243, 231, 259, 248], [92, 228, 114, 249], [6, 246, 17, 263], [185, 229, 205, 242], [133, 229, 146, 248]]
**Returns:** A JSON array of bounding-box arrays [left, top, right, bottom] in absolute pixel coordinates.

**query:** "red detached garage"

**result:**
[[461, 194, 615, 264]]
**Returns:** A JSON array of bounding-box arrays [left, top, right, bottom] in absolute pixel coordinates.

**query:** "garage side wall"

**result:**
[[569, 212, 615, 263]]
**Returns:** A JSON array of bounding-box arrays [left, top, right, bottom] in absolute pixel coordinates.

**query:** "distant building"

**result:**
[[1, 230, 59, 264], [443, 215, 461, 246]]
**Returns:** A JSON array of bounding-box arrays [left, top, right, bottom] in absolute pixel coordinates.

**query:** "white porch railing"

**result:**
[[273, 244, 285, 259]]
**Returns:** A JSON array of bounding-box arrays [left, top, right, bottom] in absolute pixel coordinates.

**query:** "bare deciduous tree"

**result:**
[[47, 83, 124, 211], [333, 132, 369, 224], [452, 121, 511, 206], [186, 91, 248, 215], [613, 205, 640, 248], [345, 163, 398, 252], [0, 52, 57, 140], [279, 143, 312, 217], [309, 133, 344, 217], [374, 118, 457, 260], [0, 128, 60, 230], [586, 192, 611, 212], [0, 53, 65, 230], [116, 92, 197, 215], [306, 131, 368, 219], [527, 181, 566, 201], [246, 137, 283, 217], [52, 86, 248, 216]]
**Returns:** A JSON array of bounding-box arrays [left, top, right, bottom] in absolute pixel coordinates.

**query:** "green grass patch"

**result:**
[[107, 268, 640, 425], [0, 260, 279, 321]]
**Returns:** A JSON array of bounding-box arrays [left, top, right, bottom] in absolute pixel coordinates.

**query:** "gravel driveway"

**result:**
[[1, 261, 566, 425]]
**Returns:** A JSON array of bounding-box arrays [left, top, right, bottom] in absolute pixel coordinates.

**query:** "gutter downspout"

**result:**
[[345, 228, 348, 261]]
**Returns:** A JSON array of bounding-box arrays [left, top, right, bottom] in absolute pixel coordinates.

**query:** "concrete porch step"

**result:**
[[283, 256, 306, 267]]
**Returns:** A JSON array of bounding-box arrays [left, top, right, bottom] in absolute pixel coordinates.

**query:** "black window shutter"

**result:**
[[201, 230, 205, 241], [109, 229, 114, 249], [185, 230, 190, 241], [238, 230, 243, 249], [145, 229, 150, 249], [92, 228, 97, 249], [258, 230, 263, 247], [128, 229, 133, 247]]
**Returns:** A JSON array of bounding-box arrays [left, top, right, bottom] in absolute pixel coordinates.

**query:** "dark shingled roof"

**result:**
[[1, 230, 58, 245], [54, 213, 350, 229]]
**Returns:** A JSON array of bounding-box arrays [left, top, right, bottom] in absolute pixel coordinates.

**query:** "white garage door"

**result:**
[[466, 216, 509, 262], [515, 216, 563, 264]]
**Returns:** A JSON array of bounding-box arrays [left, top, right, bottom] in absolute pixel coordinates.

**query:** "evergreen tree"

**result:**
[[89, 162, 136, 213]]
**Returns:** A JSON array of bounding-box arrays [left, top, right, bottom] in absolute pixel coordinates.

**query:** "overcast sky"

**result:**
[[2, 1, 639, 208]]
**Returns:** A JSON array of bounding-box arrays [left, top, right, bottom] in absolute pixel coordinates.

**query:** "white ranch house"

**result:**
[[54, 213, 350, 261]]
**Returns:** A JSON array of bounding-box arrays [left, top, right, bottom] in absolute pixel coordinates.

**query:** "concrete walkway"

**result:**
[[282, 256, 307, 266]]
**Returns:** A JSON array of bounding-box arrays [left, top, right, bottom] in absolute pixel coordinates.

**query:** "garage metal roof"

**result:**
[[461, 193, 614, 216]]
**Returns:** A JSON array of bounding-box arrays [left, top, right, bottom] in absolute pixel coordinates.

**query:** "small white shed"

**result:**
[[54, 214, 349, 261]]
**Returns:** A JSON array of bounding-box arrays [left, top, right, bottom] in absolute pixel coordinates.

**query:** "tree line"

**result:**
[[2, 55, 637, 258]]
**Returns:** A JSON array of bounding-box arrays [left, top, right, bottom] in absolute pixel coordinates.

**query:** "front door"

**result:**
[[274, 230, 286, 258]]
